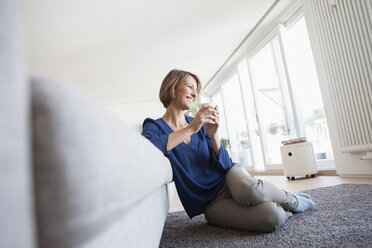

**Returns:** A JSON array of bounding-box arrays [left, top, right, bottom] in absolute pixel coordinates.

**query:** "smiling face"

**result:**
[[159, 69, 201, 109], [172, 75, 198, 110]]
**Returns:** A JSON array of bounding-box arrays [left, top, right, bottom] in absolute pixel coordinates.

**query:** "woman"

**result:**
[[142, 69, 315, 232]]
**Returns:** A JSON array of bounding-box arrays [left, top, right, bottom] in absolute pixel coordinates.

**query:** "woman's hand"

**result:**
[[204, 105, 220, 138], [189, 105, 218, 134]]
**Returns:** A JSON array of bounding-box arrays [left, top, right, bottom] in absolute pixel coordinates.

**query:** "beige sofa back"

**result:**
[[31, 77, 172, 248]]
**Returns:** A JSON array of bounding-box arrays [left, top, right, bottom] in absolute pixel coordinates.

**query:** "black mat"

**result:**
[[160, 184, 372, 247]]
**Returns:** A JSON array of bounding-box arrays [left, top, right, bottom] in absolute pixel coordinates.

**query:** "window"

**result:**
[[219, 73, 253, 167], [238, 60, 265, 170], [248, 36, 294, 166], [211, 91, 229, 147], [207, 8, 335, 170], [283, 16, 334, 162]]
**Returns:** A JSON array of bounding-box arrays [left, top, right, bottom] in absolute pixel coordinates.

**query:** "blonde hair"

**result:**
[[159, 69, 202, 108]]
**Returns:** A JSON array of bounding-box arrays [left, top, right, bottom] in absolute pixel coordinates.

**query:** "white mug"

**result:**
[[198, 102, 216, 115]]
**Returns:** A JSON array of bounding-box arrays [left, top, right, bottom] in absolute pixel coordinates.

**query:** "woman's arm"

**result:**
[[209, 134, 221, 159], [205, 128, 234, 173], [167, 126, 195, 151], [204, 105, 221, 158], [166, 106, 218, 151]]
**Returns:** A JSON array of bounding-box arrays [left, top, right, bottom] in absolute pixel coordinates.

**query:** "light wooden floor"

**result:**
[[169, 175, 372, 212]]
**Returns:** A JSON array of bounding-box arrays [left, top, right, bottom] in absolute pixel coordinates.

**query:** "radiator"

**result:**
[[308, 0, 372, 153]]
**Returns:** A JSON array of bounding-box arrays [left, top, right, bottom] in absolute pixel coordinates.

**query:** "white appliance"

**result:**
[[280, 142, 318, 180]]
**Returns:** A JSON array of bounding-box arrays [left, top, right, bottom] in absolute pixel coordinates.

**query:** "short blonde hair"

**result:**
[[159, 69, 202, 108]]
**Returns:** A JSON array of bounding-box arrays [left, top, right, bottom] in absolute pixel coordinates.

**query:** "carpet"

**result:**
[[160, 184, 372, 247]]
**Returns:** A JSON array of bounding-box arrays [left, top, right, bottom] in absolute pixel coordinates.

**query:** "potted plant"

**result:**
[[267, 122, 287, 136], [220, 138, 231, 149], [267, 123, 279, 135], [239, 131, 250, 149]]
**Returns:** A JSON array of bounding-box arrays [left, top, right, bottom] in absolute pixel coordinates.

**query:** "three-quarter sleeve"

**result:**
[[203, 127, 235, 173], [142, 118, 172, 156]]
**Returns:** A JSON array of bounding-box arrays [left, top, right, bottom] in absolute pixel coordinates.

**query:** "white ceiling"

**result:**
[[21, 0, 275, 105]]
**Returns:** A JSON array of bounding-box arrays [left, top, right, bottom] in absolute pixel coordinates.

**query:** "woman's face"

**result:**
[[172, 75, 198, 110]]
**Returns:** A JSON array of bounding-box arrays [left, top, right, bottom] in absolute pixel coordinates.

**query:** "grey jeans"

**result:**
[[204, 164, 295, 232]]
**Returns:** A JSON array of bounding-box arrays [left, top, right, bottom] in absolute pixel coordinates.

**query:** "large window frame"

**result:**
[[210, 6, 335, 170], [212, 69, 255, 170], [247, 28, 296, 169], [279, 10, 334, 169]]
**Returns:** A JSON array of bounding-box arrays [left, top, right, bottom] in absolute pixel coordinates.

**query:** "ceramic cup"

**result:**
[[198, 102, 216, 115]]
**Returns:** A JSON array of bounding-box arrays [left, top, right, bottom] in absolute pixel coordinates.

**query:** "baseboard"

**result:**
[[248, 170, 284, 176], [249, 169, 337, 176], [318, 170, 338, 176], [338, 174, 372, 178]]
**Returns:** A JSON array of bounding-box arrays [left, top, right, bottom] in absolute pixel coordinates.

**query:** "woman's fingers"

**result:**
[[203, 108, 218, 117], [196, 105, 220, 125], [203, 115, 218, 124], [200, 105, 219, 113], [200, 105, 215, 112], [205, 117, 219, 125]]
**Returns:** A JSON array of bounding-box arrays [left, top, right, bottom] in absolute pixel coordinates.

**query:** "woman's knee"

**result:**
[[204, 198, 221, 225], [258, 202, 287, 232], [204, 206, 214, 224], [205, 200, 287, 233]]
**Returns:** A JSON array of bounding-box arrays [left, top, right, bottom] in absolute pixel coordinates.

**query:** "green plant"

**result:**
[[267, 122, 287, 135], [220, 138, 231, 149], [278, 123, 287, 135], [185, 98, 199, 117], [267, 123, 279, 135]]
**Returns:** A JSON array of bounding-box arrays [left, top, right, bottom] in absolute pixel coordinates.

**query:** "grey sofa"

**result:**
[[0, 1, 173, 247]]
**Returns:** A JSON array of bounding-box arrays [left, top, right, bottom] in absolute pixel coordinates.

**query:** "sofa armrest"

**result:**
[[31, 77, 172, 248]]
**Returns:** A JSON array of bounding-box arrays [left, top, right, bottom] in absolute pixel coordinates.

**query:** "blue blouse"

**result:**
[[141, 115, 235, 218]]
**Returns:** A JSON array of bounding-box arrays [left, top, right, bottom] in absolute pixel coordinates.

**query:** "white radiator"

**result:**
[[308, 0, 372, 153]]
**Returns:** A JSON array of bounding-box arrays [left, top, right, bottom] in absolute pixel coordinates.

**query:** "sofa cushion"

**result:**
[[0, 1, 36, 247], [31, 77, 172, 248], [82, 185, 169, 248]]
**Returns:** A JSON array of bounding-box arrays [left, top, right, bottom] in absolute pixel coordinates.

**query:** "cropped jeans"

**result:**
[[204, 164, 295, 232]]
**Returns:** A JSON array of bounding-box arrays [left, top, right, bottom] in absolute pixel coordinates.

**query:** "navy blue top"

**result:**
[[141, 116, 235, 218]]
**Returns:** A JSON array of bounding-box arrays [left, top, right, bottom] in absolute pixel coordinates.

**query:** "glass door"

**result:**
[[248, 36, 295, 167], [219, 73, 254, 167], [211, 90, 229, 152], [281, 16, 334, 167]]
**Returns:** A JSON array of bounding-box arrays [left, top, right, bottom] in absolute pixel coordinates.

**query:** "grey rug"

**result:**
[[160, 184, 372, 248]]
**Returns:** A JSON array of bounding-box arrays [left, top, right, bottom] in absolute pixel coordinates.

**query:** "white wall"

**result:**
[[302, 0, 372, 177], [107, 93, 211, 133], [106, 101, 165, 133]]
